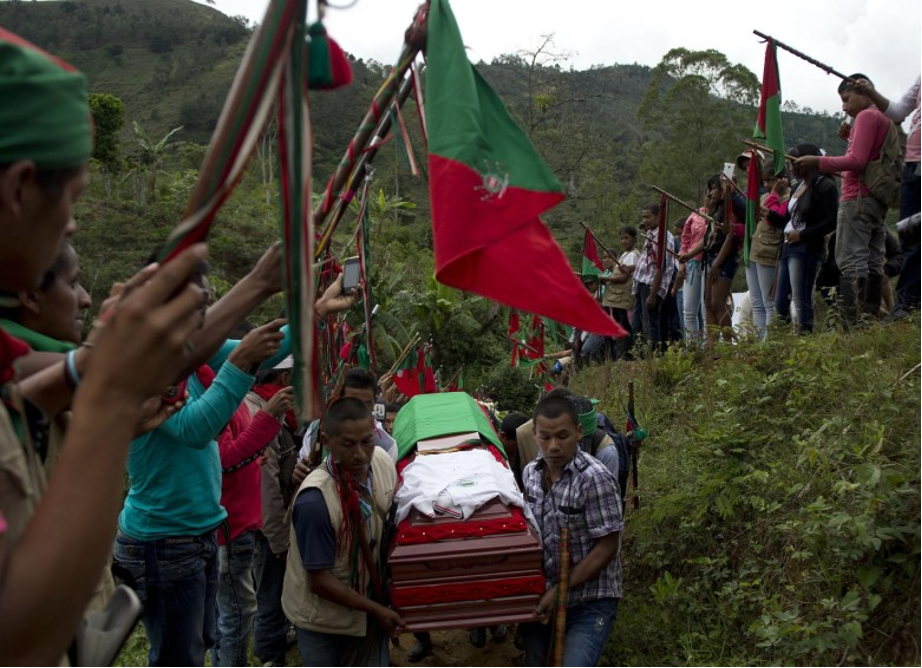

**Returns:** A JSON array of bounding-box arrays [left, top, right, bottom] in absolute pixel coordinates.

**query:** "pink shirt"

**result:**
[[679, 211, 707, 261], [819, 106, 891, 201]]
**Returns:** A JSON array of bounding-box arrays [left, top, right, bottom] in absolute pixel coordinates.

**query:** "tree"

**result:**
[[131, 121, 183, 201], [88, 93, 126, 195], [638, 48, 759, 204]]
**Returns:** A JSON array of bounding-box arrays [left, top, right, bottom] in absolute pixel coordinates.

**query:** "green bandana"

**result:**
[[0, 30, 91, 169], [0, 318, 76, 353], [578, 408, 597, 438]]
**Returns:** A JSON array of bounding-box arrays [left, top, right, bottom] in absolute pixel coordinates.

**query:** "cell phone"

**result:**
[[372, 402, 386, 421], [342, 256, 361, 293], [722, 162, 736, 181]]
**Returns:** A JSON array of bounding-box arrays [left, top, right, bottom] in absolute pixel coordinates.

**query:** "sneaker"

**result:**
[[286, 625, 297, 647], [490, 625, 509, 642], [469, 627, 487, 648], [407, 635, 433, 663]]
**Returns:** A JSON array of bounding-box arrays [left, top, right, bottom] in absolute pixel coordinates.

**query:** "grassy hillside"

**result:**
[[572, 318, 921, 666]]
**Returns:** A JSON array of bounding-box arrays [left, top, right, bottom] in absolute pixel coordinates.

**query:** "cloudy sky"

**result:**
[[199, 0, 920, 120]]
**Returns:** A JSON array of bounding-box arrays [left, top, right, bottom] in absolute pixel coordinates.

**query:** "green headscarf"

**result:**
[[0, 30, 92, 169]]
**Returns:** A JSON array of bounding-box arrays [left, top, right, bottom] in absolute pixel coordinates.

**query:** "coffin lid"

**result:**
[[392, 392, 505, 461]]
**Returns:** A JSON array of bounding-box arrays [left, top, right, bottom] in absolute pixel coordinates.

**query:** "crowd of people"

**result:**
[[0, 25, 919, 668], [570, 73, 920, 365]]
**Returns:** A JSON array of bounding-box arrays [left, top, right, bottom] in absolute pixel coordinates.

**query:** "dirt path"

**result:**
[[390, 628, 524, 667]]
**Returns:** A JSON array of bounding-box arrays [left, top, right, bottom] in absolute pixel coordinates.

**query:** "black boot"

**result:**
[[862, 272, 883, 319], [838, 275, 859, 328]]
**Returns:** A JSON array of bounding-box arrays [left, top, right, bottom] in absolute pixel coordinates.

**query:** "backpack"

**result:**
[[590, 413, 631, 506], [862, 120, 906, 210]]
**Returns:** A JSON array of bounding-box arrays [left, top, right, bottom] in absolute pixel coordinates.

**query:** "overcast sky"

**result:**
[[199, 0, 920, 120]]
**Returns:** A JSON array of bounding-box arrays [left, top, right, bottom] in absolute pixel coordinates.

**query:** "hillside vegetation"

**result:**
[[572, 319, 921, 666]]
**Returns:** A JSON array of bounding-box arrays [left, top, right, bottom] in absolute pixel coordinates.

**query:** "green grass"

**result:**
[[577, 315, 921, 666]]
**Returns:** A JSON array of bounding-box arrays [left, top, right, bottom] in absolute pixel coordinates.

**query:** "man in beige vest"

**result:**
[[282, 397, 403, 666]]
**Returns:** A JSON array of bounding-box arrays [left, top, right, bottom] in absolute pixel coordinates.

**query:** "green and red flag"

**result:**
[[747, 37, 786, 265], [393, 348, 421, 398], [581, 229, 603, 278], [425, 0, 624, 338]]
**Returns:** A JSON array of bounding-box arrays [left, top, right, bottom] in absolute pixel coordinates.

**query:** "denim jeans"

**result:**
[[682, 260, 705, 344], [835, 197, 886, 279], [604, 306, 633, 360], [522, 597, 619, 667], [631, 283, 662, 354], [745, 261, 777, 338], [213, 530, 257, 667], [775, 242, 822, 333], [113, 529, 218, 667], [253, 533, 289, 665], [900, 161, 920, 220], [295, 625, 388, 667]]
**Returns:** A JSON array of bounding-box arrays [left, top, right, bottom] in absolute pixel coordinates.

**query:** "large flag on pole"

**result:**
[[425, 0, 624, 338], [747, 37, 785, 265]]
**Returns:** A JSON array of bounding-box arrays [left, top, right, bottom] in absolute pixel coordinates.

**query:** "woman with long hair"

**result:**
[[703, 174, 743, 344]]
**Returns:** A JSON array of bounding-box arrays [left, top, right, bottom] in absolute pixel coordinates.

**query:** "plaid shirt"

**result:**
[[523, 450, 623, 604], [633, 228, 676, 299]]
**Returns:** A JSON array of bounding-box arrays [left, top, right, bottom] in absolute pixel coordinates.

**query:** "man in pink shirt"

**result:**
[[795, 74, 892, 325]]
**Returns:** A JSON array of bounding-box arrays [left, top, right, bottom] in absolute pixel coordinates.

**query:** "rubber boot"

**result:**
[[838, 275, 859, 328], [862, 272, 883, 319]]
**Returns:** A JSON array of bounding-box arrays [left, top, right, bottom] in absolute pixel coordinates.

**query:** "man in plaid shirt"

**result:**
[[520, 395, 623, 667], [632, 202, 676, 354]]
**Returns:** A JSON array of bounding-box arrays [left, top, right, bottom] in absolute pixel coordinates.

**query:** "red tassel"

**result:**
[[323, 36, 353, 90]]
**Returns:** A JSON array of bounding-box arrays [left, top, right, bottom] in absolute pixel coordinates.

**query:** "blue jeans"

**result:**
[[900, 161, 920, 220], [682, 260, 705, 344], [523, 597, 619, 667], [745, 261, 777, 338], [631, 283, 662, 354], [295, 625, 388, 667], [775, 242, 822, 333], [253, 534, 289, 665], [213, 530, 257, 667], [113, 529, 218, 667]]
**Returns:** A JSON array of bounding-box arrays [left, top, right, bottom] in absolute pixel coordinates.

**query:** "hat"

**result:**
[[735, 148, 764, 170], [272, 355, 294, 370]]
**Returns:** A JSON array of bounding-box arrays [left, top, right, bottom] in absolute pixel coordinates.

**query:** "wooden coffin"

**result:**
[[388, 498, 545, 632]]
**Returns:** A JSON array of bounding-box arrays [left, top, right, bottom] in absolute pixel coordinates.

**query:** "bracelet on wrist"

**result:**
[[64, 349, 81, 390]]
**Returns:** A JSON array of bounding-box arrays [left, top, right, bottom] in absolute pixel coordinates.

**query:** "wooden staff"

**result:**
[[384, 333, 421, 376], [443, 365, 464, 390], [551, 524, 571, 666], [315, 73, 416, 259], [640, 230, 681, 260], [752, 31, 854, 83], [650, 185, 716, 226], [506, 335, 543, 358], [740, 138, 797, 163], [579, 220, 626, 271]]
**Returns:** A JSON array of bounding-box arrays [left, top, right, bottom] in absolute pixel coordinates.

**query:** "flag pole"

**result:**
[[740, 138, 797, 163], [314, 4, 428, 231], [650, 185, 716, 226], [385, 333, 421, 376], [315, 73, 416, 259], [752, 30, 854, 83]]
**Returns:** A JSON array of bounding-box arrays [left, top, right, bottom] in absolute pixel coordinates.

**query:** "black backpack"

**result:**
[[589, 413, 631, 506]]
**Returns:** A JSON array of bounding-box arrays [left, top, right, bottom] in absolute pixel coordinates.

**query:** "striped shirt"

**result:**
[[523, 450, 623, 604]]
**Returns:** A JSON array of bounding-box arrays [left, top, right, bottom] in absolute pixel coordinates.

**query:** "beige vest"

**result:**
[[0, 384, 46, 552], [281, 447, 396, 636]]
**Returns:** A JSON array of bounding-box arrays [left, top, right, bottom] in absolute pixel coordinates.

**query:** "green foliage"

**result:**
[[88, 92, 126, 170], [574, 318, 921, 666]]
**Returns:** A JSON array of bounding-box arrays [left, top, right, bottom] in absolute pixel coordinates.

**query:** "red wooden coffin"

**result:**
[[388, 498, 545, 632]]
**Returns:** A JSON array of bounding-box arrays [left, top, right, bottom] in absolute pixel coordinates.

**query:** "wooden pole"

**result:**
[[551, 525, 571, 666], [752, 31, 854, 83], [385, 333, 420, 376], [628, 381, 639, 510], [740, 138, 797, 163], [650, 185, 716, 226]]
